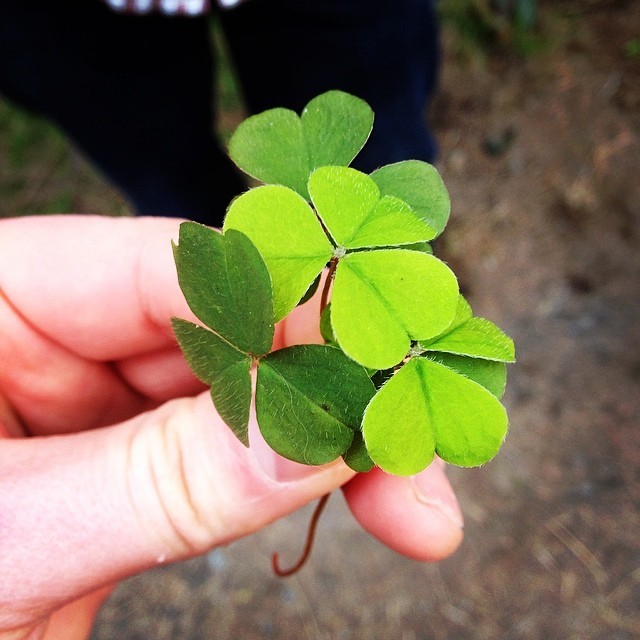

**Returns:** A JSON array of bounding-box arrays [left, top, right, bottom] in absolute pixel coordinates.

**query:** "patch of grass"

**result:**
[[0, 98, 131, 219], [439, 0, 545, 58], [0, 100, 67, 171], [624, 37, 640, 58], [211, 20, 243, 113], [211, 19, 246, 143]]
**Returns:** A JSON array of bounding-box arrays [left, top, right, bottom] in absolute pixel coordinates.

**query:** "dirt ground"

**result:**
[[2, 1, 638, 638]]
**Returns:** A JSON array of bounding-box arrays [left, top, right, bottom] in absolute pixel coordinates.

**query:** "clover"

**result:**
[[173, 89, 516, 478], [227, 90, 374, 200], [362, 296, 515, 475], [172, 224, 376, 465], [224, 165, 459, 371]]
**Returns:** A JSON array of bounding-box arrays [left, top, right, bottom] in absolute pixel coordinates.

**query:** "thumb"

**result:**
[[0, 393, 353, 630], [343, 459, 464, 562]]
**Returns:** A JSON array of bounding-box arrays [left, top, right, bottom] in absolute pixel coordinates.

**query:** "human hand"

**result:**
[[0, 215, 463, 640]]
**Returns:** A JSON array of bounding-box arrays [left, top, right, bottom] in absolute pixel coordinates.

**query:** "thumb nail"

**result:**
[[411, 459, 464, 529]]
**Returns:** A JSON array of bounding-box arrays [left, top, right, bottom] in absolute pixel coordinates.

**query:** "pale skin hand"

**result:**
[[0, 215, 463, 640]]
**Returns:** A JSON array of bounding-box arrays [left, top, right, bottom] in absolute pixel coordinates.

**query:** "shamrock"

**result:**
[[172, 90, 515, 476], [224, 165, 460, 371], [362, 296, 515, 475], [172, 222, 376, 465]]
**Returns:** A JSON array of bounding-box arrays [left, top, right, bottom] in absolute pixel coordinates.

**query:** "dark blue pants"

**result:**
[[0, 0, 440, 226]]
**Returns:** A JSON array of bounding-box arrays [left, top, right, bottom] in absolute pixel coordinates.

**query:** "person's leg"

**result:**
[[219, 0, 440, 172], [0, 0, 243, 225]]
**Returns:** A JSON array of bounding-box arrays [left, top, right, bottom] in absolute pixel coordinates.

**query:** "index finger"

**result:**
[[0, 215, 191, 361]]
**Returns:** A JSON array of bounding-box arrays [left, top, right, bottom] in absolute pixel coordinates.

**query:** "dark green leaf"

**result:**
[[301, 90, 374, 169], [172, 223, 274, 356], [172, 318, 253, 445], [228, 107, 310, 197], [370, 161, 451, 237], [425, 352, 508, 398], [297, 273, 321, 307], [319, 303, 336, 345], [256, 345, 376, 465], [343, 431, 375, 472], [370, 368, 394, 389]]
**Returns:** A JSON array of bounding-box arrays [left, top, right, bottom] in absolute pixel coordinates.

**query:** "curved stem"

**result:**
[[272, 493, 331, 578], [320, 258, 338, 315]]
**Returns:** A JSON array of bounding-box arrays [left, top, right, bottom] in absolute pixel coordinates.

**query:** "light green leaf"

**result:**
[[362, 359, 436, 475], [422, 317, 516, 362], [350, 195, 435, 249], [309, 166, 435, 248], [309, 166, 379, 245], [172, 318, 253, 445], [256, 345, 376, 465], [301, 90, 374, 168], [331, 250, 459, 369], [228, 91, 374, 199], [172, 223, 273, 356], [421, 358, 509, 466], [228, 107, 310, 197], [449, 295, 474, 329], [362, 357, 509, 475], [425, 352, 508, 399], [370, 160, 451, 237], [422, 294, 472, 343], [224, 185, 334, 321]]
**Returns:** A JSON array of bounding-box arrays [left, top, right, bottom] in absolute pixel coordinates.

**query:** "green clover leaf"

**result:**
[[425, 352, 508, 399], [342, 431, 375, 473], [171, 318, 253, 444], [359, 294, 514, 474], [173, 92, 516, 479], [421, 315, 516, 362], [308, 166, 436, 246], [226, 167, 459, 370], [370, 160, 451, 238], [223, 185, 334, 321], [362, 356, 509, 475], [418, 294, 515, 397], [172, 223, 274, 443], [172, 222, 274, 355], [256, 344, 376, 465], [228, 90, 374, 199], [331, 250, 459, 370]]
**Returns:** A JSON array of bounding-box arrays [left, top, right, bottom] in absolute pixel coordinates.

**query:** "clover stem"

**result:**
[[272, 493, 331, 577], [320, 258, 338, 314]]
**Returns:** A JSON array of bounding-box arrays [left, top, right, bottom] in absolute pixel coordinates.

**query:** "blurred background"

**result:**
[[1, 1, 638, 638]]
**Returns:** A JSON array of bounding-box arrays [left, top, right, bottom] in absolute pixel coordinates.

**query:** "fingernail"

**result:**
[[253, 439, 316, 484], [411, 459, 464, 529]]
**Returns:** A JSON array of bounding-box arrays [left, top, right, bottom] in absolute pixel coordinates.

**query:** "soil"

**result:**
[[7, 1, 639, 638]]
